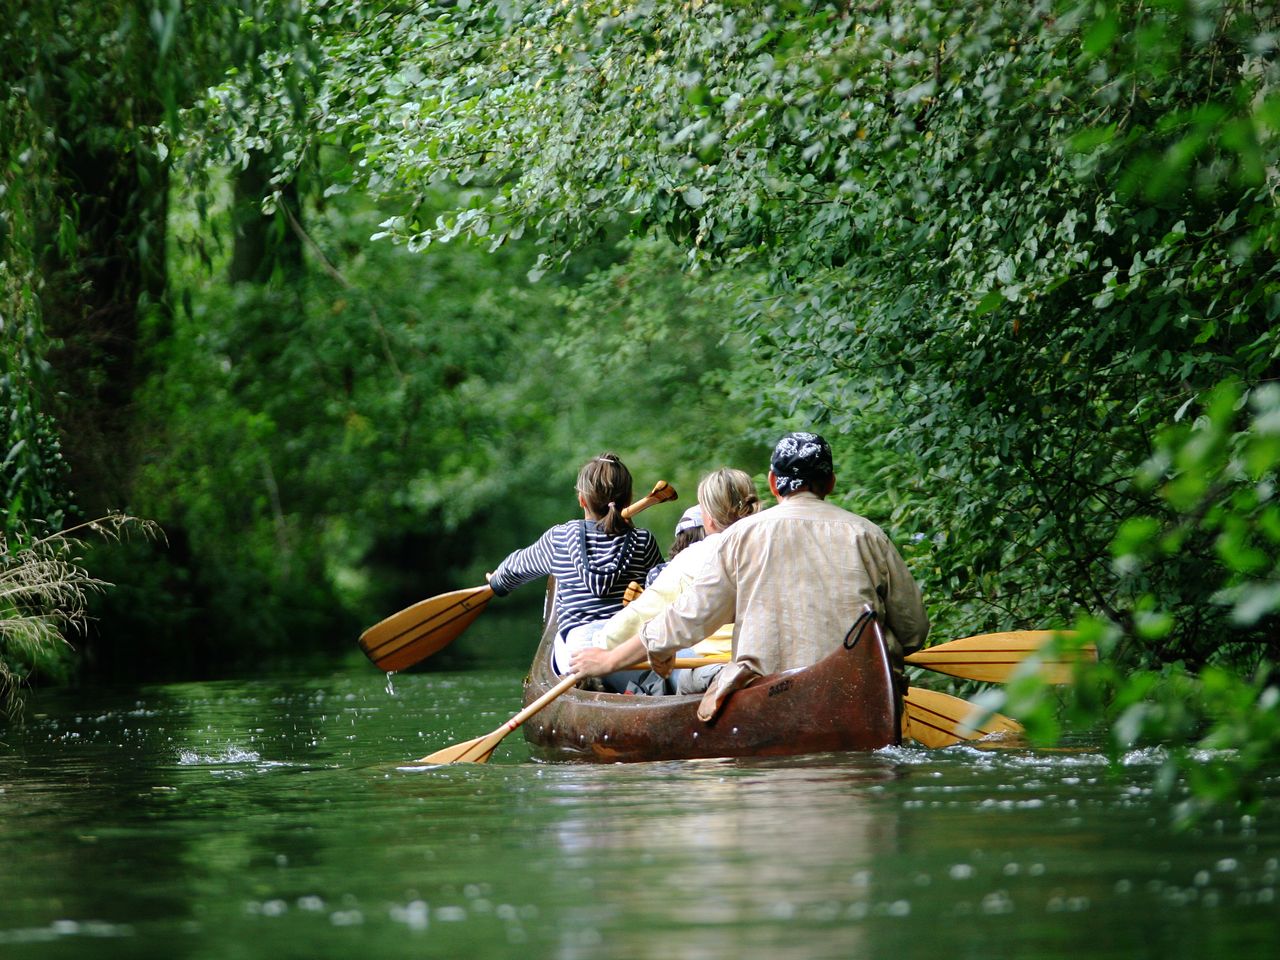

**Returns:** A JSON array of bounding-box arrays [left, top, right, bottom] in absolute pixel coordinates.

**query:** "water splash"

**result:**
[[385, 671, 397, 697], [178, 746, 262, 766]]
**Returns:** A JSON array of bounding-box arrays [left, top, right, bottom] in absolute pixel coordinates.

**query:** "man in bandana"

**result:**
[[638, 431, 929, 720]]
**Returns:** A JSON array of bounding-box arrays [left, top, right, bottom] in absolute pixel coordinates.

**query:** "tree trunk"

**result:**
[[39, 123, 170, 518], [230, 150, 304, 286]]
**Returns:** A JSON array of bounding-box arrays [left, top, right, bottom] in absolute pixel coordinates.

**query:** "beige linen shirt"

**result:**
[[639, 492, 929, 676]]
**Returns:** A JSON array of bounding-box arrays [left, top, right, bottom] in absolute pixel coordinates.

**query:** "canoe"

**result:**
[[520, 596, 902, 763]]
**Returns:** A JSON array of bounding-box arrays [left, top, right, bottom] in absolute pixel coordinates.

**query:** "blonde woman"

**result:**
[[570, 467, 761, 694]]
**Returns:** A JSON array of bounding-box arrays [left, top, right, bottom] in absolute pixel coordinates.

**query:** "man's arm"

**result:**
[[572, 634, 646, 677], [593, 560, 684, 650], [881, 540, 929, 654], [639, 542, 737, 665]]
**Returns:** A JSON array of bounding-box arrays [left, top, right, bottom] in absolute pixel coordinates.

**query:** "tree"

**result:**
[[188, 0, 1280, 810], [197, 0, 1279, 656], [1, 0, 316, 691]]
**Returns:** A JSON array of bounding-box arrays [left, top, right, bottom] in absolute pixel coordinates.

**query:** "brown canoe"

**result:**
[[520, 599, 902, 763]]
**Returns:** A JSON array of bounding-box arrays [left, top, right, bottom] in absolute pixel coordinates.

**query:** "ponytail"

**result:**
[[698, 468, 761, 531], [599, 501, 629, 537], [576, 452, 635, 537]]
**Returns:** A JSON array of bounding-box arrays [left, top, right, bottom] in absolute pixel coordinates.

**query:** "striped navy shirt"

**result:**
[[489, 520, 662, 634]]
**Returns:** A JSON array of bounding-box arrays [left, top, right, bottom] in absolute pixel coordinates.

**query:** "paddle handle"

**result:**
[[622, 480, 677, 519]]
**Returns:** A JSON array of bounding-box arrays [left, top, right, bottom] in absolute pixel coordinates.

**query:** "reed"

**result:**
[[1, 514, 160, 717]]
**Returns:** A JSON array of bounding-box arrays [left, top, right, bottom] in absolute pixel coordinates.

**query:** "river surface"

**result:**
[[2, 657, 1278, 959]]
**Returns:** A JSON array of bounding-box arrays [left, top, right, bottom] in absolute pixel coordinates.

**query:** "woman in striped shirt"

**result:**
[[487, 452, 662, 674]]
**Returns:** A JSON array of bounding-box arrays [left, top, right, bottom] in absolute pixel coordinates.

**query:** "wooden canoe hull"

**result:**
[[521, 602, 902, 763]]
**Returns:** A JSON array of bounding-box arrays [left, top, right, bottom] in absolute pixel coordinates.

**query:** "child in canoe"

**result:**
[[570, 467, 761, 693], [487, 452, 663, 674]]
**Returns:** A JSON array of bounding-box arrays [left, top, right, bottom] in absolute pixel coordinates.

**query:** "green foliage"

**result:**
[[1, 0, 67, 538], [193, 0, 1280, 647], [88, 167, 767, 673], [187, 0, 1280, 813], [2, 0, 323, 515], [1123, 381, 1280, 664], [0, 370, 69, 539], [2, 0, 333, 674], [990, 382, 1279, 818], [551, 236, 768, 476], [5, 0, 1278, 817]]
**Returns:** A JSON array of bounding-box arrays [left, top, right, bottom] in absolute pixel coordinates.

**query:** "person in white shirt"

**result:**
[[570, 468, 760, 692], [636, 432, 929, 721]]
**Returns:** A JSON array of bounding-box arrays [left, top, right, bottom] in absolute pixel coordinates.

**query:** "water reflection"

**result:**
[[2, 671, 1279, 960], [518, 758, 900, 960]]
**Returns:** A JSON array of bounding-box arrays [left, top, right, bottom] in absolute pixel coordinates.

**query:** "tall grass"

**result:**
[[0, 514, 160, 717]]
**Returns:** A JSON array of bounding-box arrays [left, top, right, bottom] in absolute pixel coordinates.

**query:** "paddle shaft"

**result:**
[[503, 672, 581, 734], [617, 656, 722, 671], [621, 480, 677, 519], [415, 671, 584, 763]]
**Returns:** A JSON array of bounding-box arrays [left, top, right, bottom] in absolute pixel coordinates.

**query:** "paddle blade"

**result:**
[[903, 687, 1024, 748], [906, 631, 1097, 684], [415, 731, 503, 765], [359, 585, 494, 672]]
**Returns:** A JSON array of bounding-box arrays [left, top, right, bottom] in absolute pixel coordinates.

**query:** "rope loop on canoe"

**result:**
[[843, 605, 876, 650]]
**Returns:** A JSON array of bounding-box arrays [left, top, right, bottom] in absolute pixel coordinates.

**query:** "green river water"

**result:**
[[2, 641, 1277, 960]]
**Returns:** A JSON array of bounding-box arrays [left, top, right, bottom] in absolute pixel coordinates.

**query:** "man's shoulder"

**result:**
[[755, 495, 891, 538]]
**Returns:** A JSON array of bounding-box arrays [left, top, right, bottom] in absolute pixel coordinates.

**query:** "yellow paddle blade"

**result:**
[[415, 731, 503, 765], [906, 630, 1097, 684], [359, 585, 494, 672], [903, 687, 1023, 748]]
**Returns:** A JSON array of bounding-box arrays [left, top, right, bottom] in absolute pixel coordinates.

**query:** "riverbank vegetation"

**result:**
[[0, 515, 157, 717], [2, 1, 1277, 810]]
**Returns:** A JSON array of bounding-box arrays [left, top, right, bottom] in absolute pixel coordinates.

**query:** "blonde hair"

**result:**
[[697, 468, 760, 531], [576, 452, 634, 537]]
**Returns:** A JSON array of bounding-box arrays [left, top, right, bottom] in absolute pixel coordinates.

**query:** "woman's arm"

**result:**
[[487, 526, 559, 596]]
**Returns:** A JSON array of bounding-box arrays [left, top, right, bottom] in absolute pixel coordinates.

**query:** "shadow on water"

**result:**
[[2, 667, 1278, 960]]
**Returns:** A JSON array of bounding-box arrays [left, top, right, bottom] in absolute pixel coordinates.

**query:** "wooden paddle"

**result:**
[[905, 630, 1097, 684], [903, 687, 1024, 748], [358, 480, 679, 672], [638, 631, 1096, 687], [416, 672, 581, 764]]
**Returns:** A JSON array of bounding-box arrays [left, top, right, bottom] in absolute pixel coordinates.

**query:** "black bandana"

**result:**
[[770, 431, 834, 495]]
